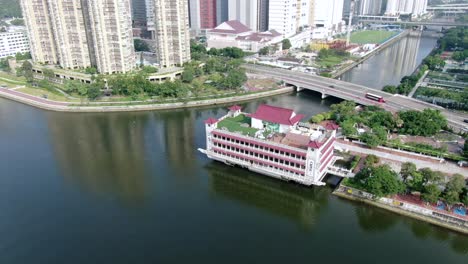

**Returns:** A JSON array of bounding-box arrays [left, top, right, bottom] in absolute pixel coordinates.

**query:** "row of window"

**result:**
[[212, 133, 306, 160], [213, 142, 306, 170], [213, 149, 305, 177]]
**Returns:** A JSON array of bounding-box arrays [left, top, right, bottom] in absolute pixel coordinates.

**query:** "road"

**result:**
[[336, 140, 467, 176], [244, 64, 468, 132]]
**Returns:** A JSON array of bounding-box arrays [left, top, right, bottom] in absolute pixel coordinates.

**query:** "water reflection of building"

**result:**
[[46, 113, 149, 205], [160, 110, 196, 171], [207, 163, 329, 229]]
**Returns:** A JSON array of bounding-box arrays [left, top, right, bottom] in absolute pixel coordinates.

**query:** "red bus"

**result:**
[[365, 93, 385, 103]]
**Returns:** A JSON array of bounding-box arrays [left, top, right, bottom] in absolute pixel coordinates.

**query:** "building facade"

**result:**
[[216, 0, 229, 26], [313, 0, 344, 34], [20, 0, 57, 64], [20, 0, 136, 74], [200, 105, 339, 186], [151, 0, 191, 67], [0, 30, 30, 59], [228, 0, 259, 31], [358, 0, 383, 15], [268, 0, 310, 38], [189, 0, 217, 34], [48, 0, 92, 69], [385, 0, 428, 17], [84, 0, 136, 74], [207, 20, 282, 52]]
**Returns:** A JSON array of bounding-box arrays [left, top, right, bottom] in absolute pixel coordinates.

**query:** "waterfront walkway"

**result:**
[[336, 139, 467, 176]]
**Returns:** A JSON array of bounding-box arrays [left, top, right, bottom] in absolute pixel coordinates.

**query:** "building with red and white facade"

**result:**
[[207, 20, 282, 52], [199, 104, 340, 186]]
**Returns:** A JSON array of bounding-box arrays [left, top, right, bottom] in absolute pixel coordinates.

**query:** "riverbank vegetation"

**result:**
[[310, 101, 467, 161], [383, 27, 468, 110], [345, 161, 468, 208]]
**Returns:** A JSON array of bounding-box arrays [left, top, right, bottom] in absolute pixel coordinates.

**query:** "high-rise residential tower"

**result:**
[[189, 0, 217, 33], [228, 0, 259, 31], [385, 0, 427, 17], [313, 0, 344, 31], [84, 0, 136, 74], [216, 0, 229, 26], [358, 0, 383, 15], [20, 0, 136, 74], [151, 0, 191, 67], [20, 0, 58, 64], [268, 0, 310, 37], [48, 0, 92, 69]]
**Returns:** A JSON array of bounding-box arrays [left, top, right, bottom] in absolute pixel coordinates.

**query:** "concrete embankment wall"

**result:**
[[333, 185, 468, 235], [333, 30, 411, 78], [0, 87, 294, 113]]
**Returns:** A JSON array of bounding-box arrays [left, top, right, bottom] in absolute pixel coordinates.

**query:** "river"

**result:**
[[341, 32, 439, 89], [0, 33, 467, 264]]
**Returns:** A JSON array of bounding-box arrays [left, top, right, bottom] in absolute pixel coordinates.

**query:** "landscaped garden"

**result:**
[[217, 114, 258, 136]]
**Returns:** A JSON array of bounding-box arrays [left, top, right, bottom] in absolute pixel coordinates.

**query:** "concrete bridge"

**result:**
[[357, 16, 466, 27], [244, 64, 468, 132]]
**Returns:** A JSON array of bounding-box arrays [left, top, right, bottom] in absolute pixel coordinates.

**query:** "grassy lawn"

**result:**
[[316, 55, 344, 68], [16, 87, 76, 102], [348, 30, 398, 44], [217, 114, 258, 136], [0, 71, 27, 84]]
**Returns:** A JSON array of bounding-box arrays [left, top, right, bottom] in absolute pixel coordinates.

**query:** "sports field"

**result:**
[[348, 30, 399, 44]]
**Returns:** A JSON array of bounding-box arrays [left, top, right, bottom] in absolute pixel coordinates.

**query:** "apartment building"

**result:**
[[19, 0, 136, 74], [0, 29, 30, 59], [268, 0, 310, 38], [151, 0, 191, 67]]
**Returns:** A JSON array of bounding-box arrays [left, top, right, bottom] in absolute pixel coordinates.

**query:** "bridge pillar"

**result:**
[[296, 86, 304, 92], [321, 93, 328, 99]]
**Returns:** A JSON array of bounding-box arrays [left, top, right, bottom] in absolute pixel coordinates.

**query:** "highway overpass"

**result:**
[[244, 64, 468, 132], [357, 17, 466, 27]]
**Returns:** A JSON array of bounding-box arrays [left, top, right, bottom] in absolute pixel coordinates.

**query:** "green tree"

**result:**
[[87, 85, 101, 100], [421, 184, 441, 204], [341, 119, 357, 136], [360, 132, 382, 148], [258, 46, 270, 55], [0, 57, 11, 71], [42, 68, 55, 79], [181, 66, 195, 83], [282, 39, 292, 50], [222, 69, 247, 89], [444, 191, 460, 209], [419, 168, 443, 186], [382, 85, 398, 94], [445, 174, 466, 195], [400, 162, 417, 182], [330, 101, 356, 123], [15, 52, 31, 61], [406, 171, 424, 192], [84, 67, 97, 75], [364, 154, 380, 167], [355, 165, 405, 197], [17, 60, 33, 82], [310, 114, 324, 123], [423, 55, 445, 71], [398, 109, 447, 136], [134, 39, 151, 52], [141, 65, 158, 74]]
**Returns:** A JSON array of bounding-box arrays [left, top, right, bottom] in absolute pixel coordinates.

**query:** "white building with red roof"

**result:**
[[207, 20, 282, 52], [199, 104, 351, 186]]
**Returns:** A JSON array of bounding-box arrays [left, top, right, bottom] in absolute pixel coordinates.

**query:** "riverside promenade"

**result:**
[[334, 185, 468, 235], [0, 86, 294, 112]]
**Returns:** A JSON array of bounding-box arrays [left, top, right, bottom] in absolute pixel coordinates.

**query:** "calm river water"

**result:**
[[341, 32, 439, 89], [1, 34, 467, 264]]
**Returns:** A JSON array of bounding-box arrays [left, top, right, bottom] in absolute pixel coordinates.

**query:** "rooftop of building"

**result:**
[[209, 20, 252, 35], [212, 105, 336, 150]]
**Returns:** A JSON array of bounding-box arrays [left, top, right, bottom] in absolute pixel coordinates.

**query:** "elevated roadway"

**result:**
[[244, 64, 468, 132]]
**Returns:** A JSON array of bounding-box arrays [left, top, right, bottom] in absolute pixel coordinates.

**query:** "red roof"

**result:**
[[325, 122, 340, 130], [250, 104, 303, 125], [308, 141, 323, 149], [205, 118, 218, 125], [209, 20, 251, 34], [229, 105, 242, 111]]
